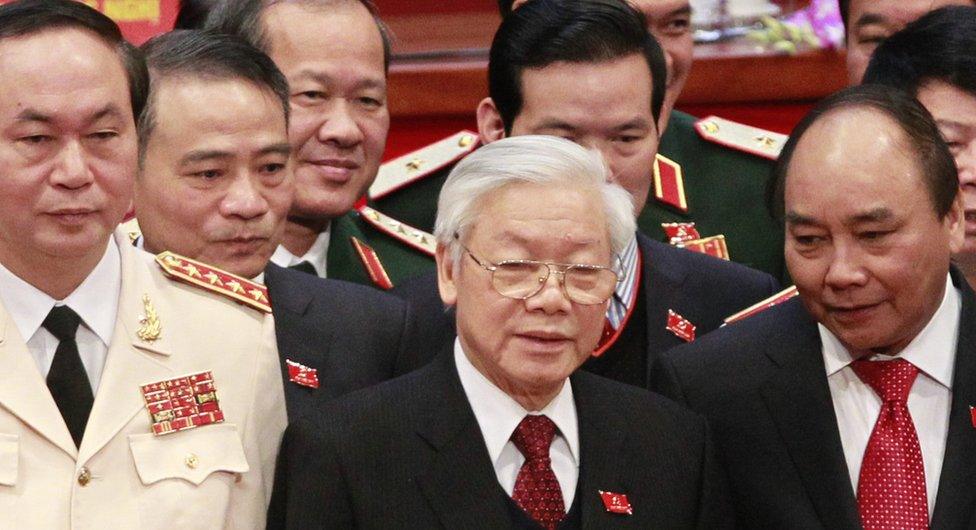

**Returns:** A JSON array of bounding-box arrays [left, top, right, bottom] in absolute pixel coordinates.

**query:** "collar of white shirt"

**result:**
[[454, 339, 580, 468], [0, 236, 121, 348], [820, 273, 959, 388], [269, 226, 331, 278]]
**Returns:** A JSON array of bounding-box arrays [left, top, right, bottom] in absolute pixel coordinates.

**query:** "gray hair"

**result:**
[[434, 135, 636, 264]]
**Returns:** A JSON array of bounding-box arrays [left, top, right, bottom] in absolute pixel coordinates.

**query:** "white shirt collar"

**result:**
[[454, 339, 580, 468], [0, 237, 121, 347], [821, 273, 959, 388], [269, 225, 331, 277]]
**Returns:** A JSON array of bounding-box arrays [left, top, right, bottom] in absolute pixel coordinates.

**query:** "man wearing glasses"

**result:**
[[268, 136, 732, 529]]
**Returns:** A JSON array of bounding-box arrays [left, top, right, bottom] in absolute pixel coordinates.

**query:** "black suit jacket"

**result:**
[[650, 271, 976, 529], [392, 233, 780, 380], [267, 351, 733, 529], [264, 263, 419, 419]]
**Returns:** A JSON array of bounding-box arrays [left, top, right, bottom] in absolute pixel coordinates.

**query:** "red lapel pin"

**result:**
[[599, 490, 633, 515], [970, 406, 976, 428], [286, 359, 319, 389], [666, 309, 696, 342]]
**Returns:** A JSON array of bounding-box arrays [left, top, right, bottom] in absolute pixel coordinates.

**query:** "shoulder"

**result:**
[[151, 251, 271, 313], [640, 235, 777, 290], [369, 131, 479, 200], [267, 262, 407, 314], [572, 370, 705, 434], [664, 111, 785, 163]]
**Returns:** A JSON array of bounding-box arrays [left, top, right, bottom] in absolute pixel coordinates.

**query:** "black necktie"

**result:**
[[288, 261, 317, 276], [43, 306, 93, 447]]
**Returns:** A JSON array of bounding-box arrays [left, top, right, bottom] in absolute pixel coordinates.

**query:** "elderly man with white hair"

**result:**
[[267, 136, 732, 529]]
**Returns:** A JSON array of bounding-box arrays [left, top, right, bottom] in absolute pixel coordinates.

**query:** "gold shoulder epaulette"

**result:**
[[121, 217, 142, 245], [723, 286, 798, 325], [694, 116, 787, 161], [357, 204, 436, 257], [155, 251, 271, 313], [369, 130, 479, 200]]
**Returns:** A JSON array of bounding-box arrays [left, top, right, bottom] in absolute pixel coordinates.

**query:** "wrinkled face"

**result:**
[[263, 2, 389, 222], [629, 0, 692, 131], [136, 78, 292, 279], [845, 0, 970, 84], [507, 54, 657, 214], [0, 29, 136, 270], [437, 183, 611, 401], [784, 108, 963, 358], [916, 80, 976, 263]]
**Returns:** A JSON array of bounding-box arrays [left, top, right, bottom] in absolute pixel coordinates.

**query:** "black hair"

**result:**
[[499, 0, 515, 15], [0, 0, 148, 119], [770, 84, 958, 220], [489, 0, 666, 134], [863, 6, 976, 100], [175, 0, 218, 30], [204, 0, 392, 72], [138, 30, 290, 160]]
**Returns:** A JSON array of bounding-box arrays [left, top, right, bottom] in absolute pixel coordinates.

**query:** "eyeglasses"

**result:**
[[459, 243, 620, 305]]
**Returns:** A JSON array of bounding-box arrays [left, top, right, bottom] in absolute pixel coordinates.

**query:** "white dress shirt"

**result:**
[[454, 340, 580, 510], [607, 235, 639, 330], [269, 226, 331, 278], [822, 274, 959, 518], [0, 238, 122, 392]]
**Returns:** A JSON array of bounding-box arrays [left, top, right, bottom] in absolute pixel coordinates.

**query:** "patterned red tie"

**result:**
[[851, 358, 928, 530], [511, 414, 565, 530]]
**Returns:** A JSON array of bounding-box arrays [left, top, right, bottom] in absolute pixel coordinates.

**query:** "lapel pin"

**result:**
[[599, 490, 633, 515], [286, 359, 320, 389], [970, 406, 976, 428], [666, 309, 696, 342], [137, 293, 161, 343], [140, 371, 224, 436]]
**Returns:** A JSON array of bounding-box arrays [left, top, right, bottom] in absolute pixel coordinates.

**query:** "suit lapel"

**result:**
[[931, 273, 976, 530], [77, 237, 174, 464], [758, 301, 861, 529], [0, 300, 77, 457], [638, 236, 691, 367], [573, 374, 630, 528], [414, 354, 511, 528]]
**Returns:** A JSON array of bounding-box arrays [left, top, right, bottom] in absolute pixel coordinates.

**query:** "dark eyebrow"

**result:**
[[15, 109, 51, 123], [849, 207, 892, 224], [854, 13, 887, 31], [179, 150, 232, 165], [785, 211, 818, 226], [667, 5, 692, 18], [534, 119, 578, 133], [612, 118, 652, 131], [294, 69, 386, 91], [15, 104, 125, 125], [258, 143, 292, 157]]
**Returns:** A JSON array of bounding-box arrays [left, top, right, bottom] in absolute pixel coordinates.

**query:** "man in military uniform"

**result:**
[[370, 0, 788, 280], [0, 1, 285, 527], [205, 0, 434, 288], [130, 30, 424, 417]]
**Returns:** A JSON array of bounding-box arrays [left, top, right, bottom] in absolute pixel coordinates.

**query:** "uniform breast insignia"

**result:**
[[155, 251, 271, 313], [356, 204, 437, 257], [653, 154, 688, 212], [666, 309, 697, 342], [723, 285, 799, 325], [694, 116, 788, 160], [136, 293, 161, 343], [599, 491, 633, 515], [369, 130, 480, 200], [350, 237, 394, 290], [140, 371, 224, 436], [662, 222, 730, 260], [285, 359, 319, 389], [120, 217, 142, 245]]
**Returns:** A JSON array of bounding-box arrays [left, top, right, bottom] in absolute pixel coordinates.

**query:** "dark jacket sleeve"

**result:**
[[697, 420, 735, 530]]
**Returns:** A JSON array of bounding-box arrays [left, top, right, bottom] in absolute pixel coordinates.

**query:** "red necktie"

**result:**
[[851, 359, 928, 530], [511, 415, 565, 530]]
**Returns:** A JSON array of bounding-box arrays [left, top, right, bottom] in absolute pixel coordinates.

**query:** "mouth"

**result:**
[[301, 158, 360, 184], [825, 301, 883, 322], [46, 208, 97, 224], [219, 236, 269, 252], [515, 331, 573, 350]]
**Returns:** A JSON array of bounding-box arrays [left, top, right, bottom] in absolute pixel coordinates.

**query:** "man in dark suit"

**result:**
[[393, 0, 780, 385], [270, 135, 731, 529], [131, 30, 418, 418], [652, 85, 973, 529]]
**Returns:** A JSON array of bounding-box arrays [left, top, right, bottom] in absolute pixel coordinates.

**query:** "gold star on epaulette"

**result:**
[[356, 205, 436, 257], [369, 130, 480, 200], [155, 251, 272, 313], [694, 116, 787, 160]]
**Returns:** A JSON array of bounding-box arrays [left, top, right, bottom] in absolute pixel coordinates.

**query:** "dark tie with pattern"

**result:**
[[511, 414, 565, 530], [43, 305, 94, 447], [288, 261, 317, 276], [851, 358, 928, 530]]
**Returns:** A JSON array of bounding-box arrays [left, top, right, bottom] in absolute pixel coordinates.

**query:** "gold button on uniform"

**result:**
[[185, 453, 199, 469], [77, 467, 91, 486]]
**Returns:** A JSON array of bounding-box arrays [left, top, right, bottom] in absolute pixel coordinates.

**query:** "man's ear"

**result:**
[[436, 243, 459, 307], [476, 97, 507, 144]]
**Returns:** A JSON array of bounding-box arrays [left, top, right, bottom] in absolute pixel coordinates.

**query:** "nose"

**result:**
[[220, 173, 270, 221], [823, 243, 869, 291], [50, 140, 93, 190], [523, 268, 573, 314], [316, 100, 364, 148]]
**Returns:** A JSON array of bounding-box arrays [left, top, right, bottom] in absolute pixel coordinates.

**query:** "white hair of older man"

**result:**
[[434, 135, 636, 265]]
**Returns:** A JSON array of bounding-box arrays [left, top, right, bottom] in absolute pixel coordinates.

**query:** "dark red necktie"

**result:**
[[511, 415, 565, 530], [851, 359, 928, 530]]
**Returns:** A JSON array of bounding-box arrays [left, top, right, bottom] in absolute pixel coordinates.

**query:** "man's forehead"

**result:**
[[850, 0, 972, 26], [630, 0, 691, 18]]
